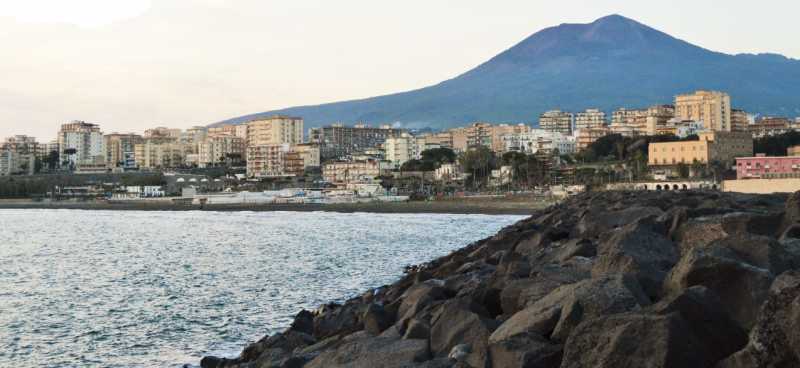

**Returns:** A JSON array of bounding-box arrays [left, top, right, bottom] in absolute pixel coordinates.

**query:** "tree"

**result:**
[[400, 159, 436, 172], [420, 148, 456, 166], [458, 146, 496, 189]]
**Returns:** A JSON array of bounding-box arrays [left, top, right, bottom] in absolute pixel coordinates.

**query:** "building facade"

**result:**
[[735, 155, 800, 180], [539, 110, 574, 135], [674, 90, 731, 132], [322, 158, 388, 184], [502, 130, 576, 155], [576, 127, 611, 152], [574, 109, 607, 130], [198, 135, 246, 168], [134, 139, 191, 169], [747, 117, 792, 137], [731, 109, 751, 133], [104, 133, 143, 169], [648, 131, 752, 167], [309, 123, 401, 160], [57, 121, 105, 168]]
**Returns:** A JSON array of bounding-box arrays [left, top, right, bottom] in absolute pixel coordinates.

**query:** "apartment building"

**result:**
[[610, 105, 674, 136], [309, 123, 402, 160], [247, 116, 303, 146], [384, 133, 441, 168], [104, 133, 143, 169], [144, 127, 182, 139], [197, 135, 245, 168], [674, 90, 731, 132], [322, 158, 389, 184], [648, 131, 752, 167], [502, 129, 576, 155], [0, 150, 35, 176], [731, 109, 751, 133], [134, 139, 192, 169], [1, 135, 39, 155], [574, 109, 607, 130], [576, 127, 611, 151], [747, 117, 792, 137], [57, 121, 105, 168], [539, 110, 574, 135]]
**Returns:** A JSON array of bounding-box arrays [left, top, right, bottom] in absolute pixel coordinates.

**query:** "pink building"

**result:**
[[736, 155, 800, 179]]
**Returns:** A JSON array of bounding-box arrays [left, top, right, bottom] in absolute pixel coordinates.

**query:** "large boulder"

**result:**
[[313, 301, 365, 339], [487, 332, 562, 368], [592, 220, 678, 299], [560, 313, 707, 368], [649, 286, 748, 366], [396, 281, 449, 326], [430, 300, 500, 368], [304, 336, 430, 368], [717, 271, 800, 368], [663, 246, 774, 330], [490, 274, 650, 343], [576, 206, 664, 238]]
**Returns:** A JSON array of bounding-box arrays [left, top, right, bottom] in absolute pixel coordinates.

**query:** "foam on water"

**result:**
[[0, 209, 524, 367]]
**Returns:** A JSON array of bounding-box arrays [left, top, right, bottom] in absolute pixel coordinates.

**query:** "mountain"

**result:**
[[212, 14, 800, 129]]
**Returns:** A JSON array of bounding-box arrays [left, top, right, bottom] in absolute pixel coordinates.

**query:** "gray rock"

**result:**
[[304, 336, 430, 368]]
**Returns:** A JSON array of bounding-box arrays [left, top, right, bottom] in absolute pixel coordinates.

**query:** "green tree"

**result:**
[[420, 148, 456, 166], [677, 163, 690, 179], [458, 146, 496, 189]]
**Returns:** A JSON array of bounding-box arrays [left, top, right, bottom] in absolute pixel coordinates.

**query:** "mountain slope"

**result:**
[[212, 14, 800, 129]]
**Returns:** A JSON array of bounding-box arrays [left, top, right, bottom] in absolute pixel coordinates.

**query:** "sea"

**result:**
[[0, 209, 524, 367]]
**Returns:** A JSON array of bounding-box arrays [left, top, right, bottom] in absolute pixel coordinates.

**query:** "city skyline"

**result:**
[[1, 1, 799, 141]]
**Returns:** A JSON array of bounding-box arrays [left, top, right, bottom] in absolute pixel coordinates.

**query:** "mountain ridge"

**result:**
[[212, 14, 800, 129]]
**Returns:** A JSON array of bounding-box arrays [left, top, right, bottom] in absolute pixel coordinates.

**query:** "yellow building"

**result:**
[[674, 90, 731, 132], [539, 110, 573, 135], [135, 139, 192, 169], [576, 127, 610, 151], [197, 135, 246, 168], [648, 131, 752, 167], [491, 124, 530, 152], [246, 116, 304, 146], [731, 109, 750, 133]]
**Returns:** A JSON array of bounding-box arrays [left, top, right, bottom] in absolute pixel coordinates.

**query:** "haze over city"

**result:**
[[1, 0, 799, 140]]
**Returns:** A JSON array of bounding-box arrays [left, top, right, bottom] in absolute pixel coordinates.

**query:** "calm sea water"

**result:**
[[0, 209, 523, 368]]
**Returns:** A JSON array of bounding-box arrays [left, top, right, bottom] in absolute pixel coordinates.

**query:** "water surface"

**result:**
[[0, 209, 524, 367]]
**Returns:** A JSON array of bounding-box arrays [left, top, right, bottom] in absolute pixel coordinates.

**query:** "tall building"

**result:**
[[574, 109, 607, 130], [104, 133, 143, 169], [246, 144, 292, 177], [384, 133, 441, 168], [610, 105, 674, 136], [674, 90, 731, 131], [309, 123, 402, 160], [1, 135, 39, 155], [539, 110, 574, 135], [731, 109, 751, 133], [57, 121, 105, 168], [247, 116, 304, 146], [198, 135, 246, 168], [449, 123, 494, 152], [134, 139, 191, 169]]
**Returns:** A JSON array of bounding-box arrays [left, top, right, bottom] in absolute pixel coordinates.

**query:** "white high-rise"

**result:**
[[57, 120, 105, 168]]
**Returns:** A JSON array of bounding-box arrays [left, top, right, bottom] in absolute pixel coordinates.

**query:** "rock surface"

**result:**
[[201, 190, 799, 368]]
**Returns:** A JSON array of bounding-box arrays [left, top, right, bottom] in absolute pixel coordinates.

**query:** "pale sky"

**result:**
[[0, 0, 798, 141]]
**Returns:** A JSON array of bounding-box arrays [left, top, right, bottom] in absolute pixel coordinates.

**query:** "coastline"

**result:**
[[0, 197, 555, 215]]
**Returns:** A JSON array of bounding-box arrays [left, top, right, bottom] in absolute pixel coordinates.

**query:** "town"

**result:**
[[2, 89, 800, 203]]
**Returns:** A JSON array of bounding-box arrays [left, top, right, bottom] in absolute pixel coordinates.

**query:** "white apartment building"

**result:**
[[57, 121, 105, 168], [384, 134, 441, 168], [0, 150, 35, 176], [502, 130, 576, 155]]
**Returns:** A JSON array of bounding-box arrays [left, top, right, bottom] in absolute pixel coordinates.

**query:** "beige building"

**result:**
[[198, 135, 246, 168], [610, 105, 674, 136], [448, 123, 494, 152], [0, 150, 35, 176], [491, 124, 530, 152], [322, 158, 388, 184], [57, 121, 105, 168], [576, 127, 611, 152], [385, 133, 442, 168], [674, 90, 731, 131], [574, 109, 607, 130], [104, 133, 143, 169], [731, 109, 750, 133], [291, 144, 321, 169], [135, 139, 192, 169], [539, 110, 573, 135], [144, 127, 182, 139], [648, 131, 752, 167], [247, 116, 303, 146]]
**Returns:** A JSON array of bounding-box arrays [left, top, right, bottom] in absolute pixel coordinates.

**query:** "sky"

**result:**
[[0, 0, 798, 141]]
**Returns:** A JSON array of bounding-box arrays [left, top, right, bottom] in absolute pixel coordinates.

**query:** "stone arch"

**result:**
[[673, 184, 680, 190], [656, 185, 662, 191]]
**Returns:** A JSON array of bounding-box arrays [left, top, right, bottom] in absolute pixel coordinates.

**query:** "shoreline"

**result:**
[[0, 197, 555, 215]]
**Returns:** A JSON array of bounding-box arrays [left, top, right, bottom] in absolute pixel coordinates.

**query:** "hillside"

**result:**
[[212, 15, 800, 129]]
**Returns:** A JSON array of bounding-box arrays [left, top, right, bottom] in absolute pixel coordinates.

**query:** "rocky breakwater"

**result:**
[[201, 190, 800, 368]]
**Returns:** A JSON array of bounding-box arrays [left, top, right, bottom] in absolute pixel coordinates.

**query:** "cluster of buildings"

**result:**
[[4, 89, 800, 190]]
